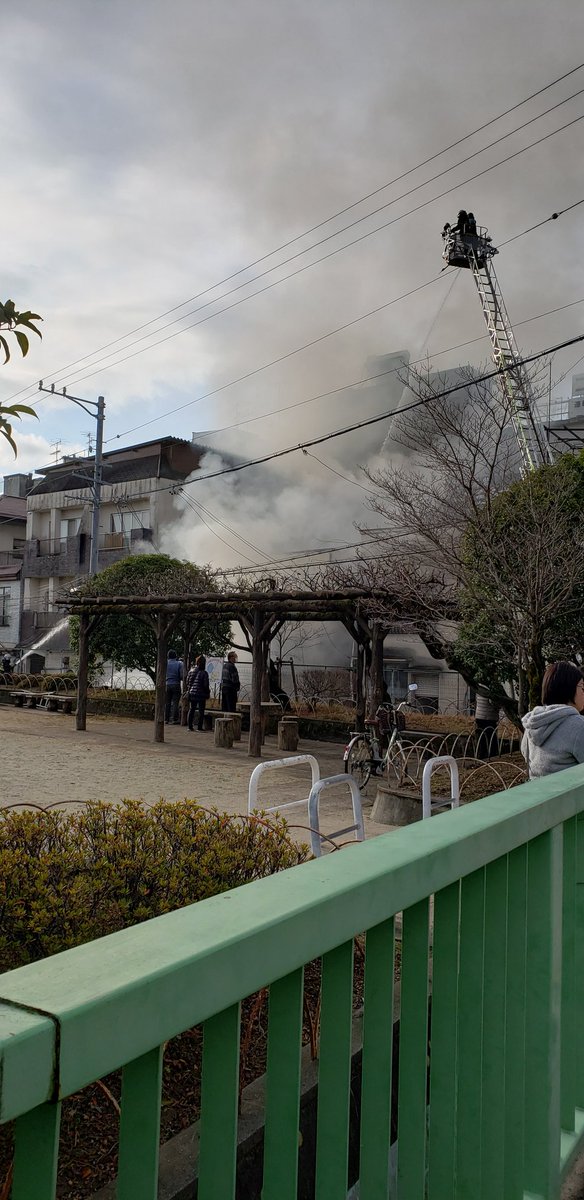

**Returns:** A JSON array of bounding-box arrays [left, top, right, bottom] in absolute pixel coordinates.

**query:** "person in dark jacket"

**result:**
[[187, 654, 211, 731], [221, 652, 240, 712], [165, 649, 183, 724]]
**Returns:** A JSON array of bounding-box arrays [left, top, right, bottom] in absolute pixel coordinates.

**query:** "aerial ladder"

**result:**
[[441, 212, 552, 473]]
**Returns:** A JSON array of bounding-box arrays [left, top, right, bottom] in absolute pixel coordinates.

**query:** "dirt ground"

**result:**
[[0, 706, 394, 845]]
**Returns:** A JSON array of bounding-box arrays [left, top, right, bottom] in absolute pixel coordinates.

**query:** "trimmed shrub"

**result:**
[[0, 800, 308, 971]]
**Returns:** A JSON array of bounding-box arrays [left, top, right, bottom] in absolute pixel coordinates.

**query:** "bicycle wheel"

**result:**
[[344, 736, 373, 789], [385, 741, 409, 788]]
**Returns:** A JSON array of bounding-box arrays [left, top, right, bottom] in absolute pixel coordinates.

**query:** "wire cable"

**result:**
[[42, 103, 584, 396], [175, 332, 584, 488], [140, 294, 584, 443], [4, 64, 580, 406]]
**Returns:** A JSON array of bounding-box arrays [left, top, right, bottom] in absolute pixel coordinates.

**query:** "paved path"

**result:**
[[0, 706, 394, 846]]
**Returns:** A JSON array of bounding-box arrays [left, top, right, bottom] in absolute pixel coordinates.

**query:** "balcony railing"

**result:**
[[1, 770, 584, 1197]]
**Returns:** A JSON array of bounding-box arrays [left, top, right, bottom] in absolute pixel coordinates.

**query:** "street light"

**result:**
[[38, 383, 105, 575]]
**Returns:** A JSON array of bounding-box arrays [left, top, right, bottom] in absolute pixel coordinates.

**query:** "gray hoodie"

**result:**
[[521, 704, 584, 778]]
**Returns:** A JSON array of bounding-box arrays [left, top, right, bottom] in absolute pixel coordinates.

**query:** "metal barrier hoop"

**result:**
[[307, 773, 365, 858], [422, 755, 460, 820], [247, 754, 321, 816]]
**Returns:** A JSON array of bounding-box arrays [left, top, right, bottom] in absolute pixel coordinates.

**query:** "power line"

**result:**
[[175, 333, 584, 488], [105, 274, 443, 443], [301, 449, 378, 496], [4, 64, 580, 408], [103, 205, 584, 448], [6, 97, 584, 420], [500, 196, 584, 246], [193, 294, 584, 440], [43, 106, 584, 396], [176, 487, 272, 562]]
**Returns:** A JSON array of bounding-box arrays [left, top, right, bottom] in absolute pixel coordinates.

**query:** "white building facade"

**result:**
[[21, 437, 206, 669]]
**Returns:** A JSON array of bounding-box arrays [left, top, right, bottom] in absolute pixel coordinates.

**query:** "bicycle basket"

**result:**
[[395, 711, 406, 732]]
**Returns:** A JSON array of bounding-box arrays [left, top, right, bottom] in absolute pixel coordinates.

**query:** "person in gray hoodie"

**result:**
[[521, 660, 584, 778]]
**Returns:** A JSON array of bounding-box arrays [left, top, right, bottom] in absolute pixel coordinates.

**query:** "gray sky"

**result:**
[[1, 0, 583, 563]]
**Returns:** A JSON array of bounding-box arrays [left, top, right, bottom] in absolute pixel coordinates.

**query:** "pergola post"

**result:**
[[181, 619, 192, 726], [76, 612, 93, 731], [249, 608, 264, 758], [154, 613, 170, 743]]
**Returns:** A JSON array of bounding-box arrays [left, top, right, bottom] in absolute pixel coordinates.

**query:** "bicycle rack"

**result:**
[[422, 755, 460, 820], [307, 774, 365, 857], [247, 754, 320, 816]]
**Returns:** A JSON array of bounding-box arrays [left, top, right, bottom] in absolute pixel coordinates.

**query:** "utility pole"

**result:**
[[38, 383, 106, 576]]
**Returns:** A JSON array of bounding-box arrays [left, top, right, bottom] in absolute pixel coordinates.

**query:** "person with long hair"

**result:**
[[521, 661, 584, 778], [187, 654, 211, 731]]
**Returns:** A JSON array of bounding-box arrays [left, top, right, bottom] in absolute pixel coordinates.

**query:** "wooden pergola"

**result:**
[[58, 588, 395, 757]]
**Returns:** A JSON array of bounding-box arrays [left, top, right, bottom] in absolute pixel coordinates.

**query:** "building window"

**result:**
[[60, 517, 80, 540], [0, 587, 10, 627], [111, 510, 149, 534]]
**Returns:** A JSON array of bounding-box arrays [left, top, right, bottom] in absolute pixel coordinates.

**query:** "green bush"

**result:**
[[0, 800, 308, 971]]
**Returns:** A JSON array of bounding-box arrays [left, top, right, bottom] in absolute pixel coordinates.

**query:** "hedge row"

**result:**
[[0, 800, 308, 971]]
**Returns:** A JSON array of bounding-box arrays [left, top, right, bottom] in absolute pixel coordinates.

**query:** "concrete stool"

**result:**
[[214, 717, 234, 748], [278, 718, 299, 751]]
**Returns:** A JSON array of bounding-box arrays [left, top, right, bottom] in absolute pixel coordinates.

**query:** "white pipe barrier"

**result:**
[[422, 755, 460, 820], [247, 754, 320, 816], [307, 773, 365, 858]]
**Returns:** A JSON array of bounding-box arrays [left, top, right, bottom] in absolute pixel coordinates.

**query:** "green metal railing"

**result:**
[[1, 767, 584, 1199]]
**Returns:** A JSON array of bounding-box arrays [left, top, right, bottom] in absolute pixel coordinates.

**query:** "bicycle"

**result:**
[[343, 686, 418, 790]]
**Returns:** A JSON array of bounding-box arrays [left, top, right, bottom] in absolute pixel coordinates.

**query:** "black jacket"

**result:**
[[221, 661, 240, 690]]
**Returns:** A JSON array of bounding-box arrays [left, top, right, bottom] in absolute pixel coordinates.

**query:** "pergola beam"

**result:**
[[58, 586, 410, 753]]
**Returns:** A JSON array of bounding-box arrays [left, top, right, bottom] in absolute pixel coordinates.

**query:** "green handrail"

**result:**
[[0, 766, 583, 1198]]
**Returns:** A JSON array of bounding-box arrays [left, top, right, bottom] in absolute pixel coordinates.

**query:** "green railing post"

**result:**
[[117, 1046, 163, 1200], [198, 1004, 241, 1200], [524, 827, 563, 1199], [315, 940, 354, 1200], [428, 882, 460, 1198], [503, 844, 528, 1198], [263, 968, 304, 1200], [397, 899, 430, 1200], [481, 854, 509, 1200], [360, 918, 395, 1199], [12, 1102, 61, 1200], [561, 816, 577, 1133], [455, 867, 486, 1199], [575, 812, 584, 1108]]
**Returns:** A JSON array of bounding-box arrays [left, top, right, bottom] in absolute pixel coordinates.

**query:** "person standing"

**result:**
[[474, 690, 500, 759], [521, 661, 584, 778], [165, 649, 183, 725], [188, 654, 211, 731], [221, 651, 240, 712]]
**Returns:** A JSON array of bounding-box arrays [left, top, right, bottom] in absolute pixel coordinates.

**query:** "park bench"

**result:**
[[10, 690, 74, 714], [201, 709, 242, 740]]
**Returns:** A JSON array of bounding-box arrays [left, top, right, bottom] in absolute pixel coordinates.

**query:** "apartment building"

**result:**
[[21, 436, 206, 666], [0, 473, 31, 654]]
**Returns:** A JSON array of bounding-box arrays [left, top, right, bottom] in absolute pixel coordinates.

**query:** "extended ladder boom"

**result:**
[[441, 217, 551, 473]]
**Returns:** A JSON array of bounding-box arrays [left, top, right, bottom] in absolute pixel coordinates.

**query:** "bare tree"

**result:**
[[343, 360, 584, 713]]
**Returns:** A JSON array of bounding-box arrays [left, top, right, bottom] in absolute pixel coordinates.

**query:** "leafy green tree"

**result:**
[[457, 454, 584, 709], [0, 299, 42, 454], [70, 554, 230, 682]]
